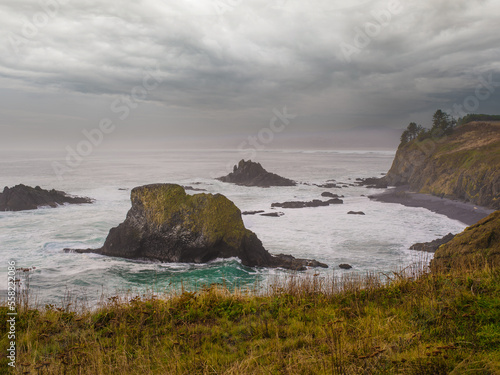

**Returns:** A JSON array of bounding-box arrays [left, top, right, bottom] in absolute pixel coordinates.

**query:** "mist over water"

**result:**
[[0, 149, 466, 306]]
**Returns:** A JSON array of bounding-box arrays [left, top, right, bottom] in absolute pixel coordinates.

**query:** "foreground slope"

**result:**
[[432, 210, 500, 270]]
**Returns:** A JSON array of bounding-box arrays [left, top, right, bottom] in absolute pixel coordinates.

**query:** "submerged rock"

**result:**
[[260, 212, 284, 217], [409, 233, 455, 253], [271, 198, 343, 209], [0, 184, 93, 211], [314, 183, 340, 188], [217, 160, 296, 187], [355, 177, 388, 189], [321, 192, 343, 198], [66, 184, 327, 270], [339, 264, 352, 269], [242, 210, 265, 215]]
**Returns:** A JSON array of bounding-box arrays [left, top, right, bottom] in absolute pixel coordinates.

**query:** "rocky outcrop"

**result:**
[[271, 198, 343, 209], [0, 184, 93, 211], [66, 184, 327, 270], [321, 192, 343, 198], [409, 233, 455, 252], [339, 264, 352, 269], [260, 212, 284, 217], [217, 160, 296, 187], [242, 210, 265, 215], [383, 122, 500, 209], [355, 177, 387, 189], [431, 211, 500, 270]]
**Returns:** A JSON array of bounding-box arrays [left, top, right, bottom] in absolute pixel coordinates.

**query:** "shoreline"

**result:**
[[369, 185, 495, 226]]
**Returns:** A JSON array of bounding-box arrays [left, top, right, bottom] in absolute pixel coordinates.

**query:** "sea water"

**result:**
[[0, 149, 466, 306]]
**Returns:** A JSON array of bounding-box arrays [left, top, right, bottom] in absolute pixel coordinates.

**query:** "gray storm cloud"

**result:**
[[1, 0, 499, 148]]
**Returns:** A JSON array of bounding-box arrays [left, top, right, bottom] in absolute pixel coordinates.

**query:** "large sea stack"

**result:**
[[0, 184, 93, 211], [67, 184, 327, 270], [217, 160, 296, 187]]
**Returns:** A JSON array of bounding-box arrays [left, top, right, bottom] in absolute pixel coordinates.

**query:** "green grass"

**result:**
[[2, 263, 500, 374]]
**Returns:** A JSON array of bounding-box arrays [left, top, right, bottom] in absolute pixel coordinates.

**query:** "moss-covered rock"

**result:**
[[384, 121, 500, 209], [68, 184, 327, 270], [431, 210, 500, 270]]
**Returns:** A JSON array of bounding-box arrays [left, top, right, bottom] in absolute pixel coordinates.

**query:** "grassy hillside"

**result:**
[[432, 210, 500, 270], [2, 261, 499, 374], [385, 121, 500, 209]]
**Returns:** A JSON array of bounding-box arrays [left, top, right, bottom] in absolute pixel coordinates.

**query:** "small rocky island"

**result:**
[[271, 198, 343, 209], [217, 160, 296, 187], [0, 184, 93, 211], [66, 184, 327, 270]]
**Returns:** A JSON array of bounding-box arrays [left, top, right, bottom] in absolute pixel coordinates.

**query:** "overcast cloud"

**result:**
[[1, 0, 499, 149]]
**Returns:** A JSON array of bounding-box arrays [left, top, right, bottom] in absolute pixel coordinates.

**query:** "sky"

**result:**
[[1, 0, 500, 150]]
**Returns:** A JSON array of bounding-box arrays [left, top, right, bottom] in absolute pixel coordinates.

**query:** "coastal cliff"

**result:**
[[384, 121, 500, 209]]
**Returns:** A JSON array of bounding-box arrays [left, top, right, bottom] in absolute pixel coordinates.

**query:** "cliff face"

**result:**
[[384, 122, 500, 209], [431, 210, 500, 270]]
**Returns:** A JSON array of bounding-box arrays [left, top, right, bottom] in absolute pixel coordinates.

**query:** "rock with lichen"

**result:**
[[66, 184, 327, 270]]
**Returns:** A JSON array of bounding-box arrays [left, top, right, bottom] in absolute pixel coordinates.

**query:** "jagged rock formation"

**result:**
[[431, 210, 500, 270], [383, 121, 500, 209], [66, 184, 327, 270], [271, 198, 343, 209], [409, 233, 455, 252], [217, 160, 296, 187], [0, 184, 93, 211]]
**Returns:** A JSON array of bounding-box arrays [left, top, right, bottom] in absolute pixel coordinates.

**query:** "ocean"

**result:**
[[0, 149, 466, 306]]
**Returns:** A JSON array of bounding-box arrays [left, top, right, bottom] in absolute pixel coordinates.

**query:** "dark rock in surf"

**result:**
[[242, 210, 265, 215], [65, 184, 326, 271], [321, 192, 343, 198], [0, 184, 93, 211], [217, 160, 296, 187], [271, 198, 343, 209], [339, 264, 352, 269], [410, 233, 456, 253], [314, 183, 340, 189], [260, 212, 284, 217], [355, 177, 388, 189], [347, 211, 365, 215]]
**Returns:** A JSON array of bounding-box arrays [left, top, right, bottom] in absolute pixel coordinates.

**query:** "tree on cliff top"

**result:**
[[431, 109, 456, 136], [400, 122, 423, 145], [399, 110, 456, 146]]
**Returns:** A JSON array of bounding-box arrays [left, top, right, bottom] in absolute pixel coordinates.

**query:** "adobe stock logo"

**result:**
[[340, 0, 403, 62]]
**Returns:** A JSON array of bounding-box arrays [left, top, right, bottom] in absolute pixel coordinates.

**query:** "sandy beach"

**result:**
[[369, 185, 495, 226]]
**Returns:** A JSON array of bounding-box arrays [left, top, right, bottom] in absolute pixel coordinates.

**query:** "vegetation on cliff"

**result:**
[[3, 258, 499, 374], [386, 111, 500, 209], [432, 210, 500, 270]]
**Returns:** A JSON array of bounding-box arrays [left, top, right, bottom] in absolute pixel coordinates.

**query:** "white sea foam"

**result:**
[[0, 149, 466, 305]]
